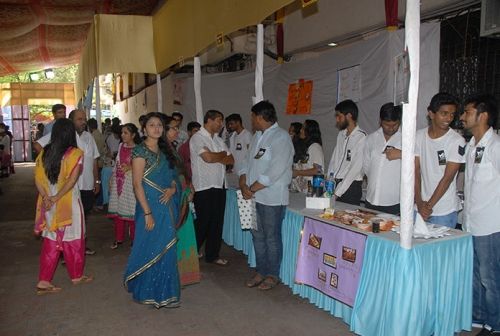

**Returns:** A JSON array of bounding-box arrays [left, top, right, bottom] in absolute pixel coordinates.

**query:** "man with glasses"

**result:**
[[414, 93, 465, 228], [172, 112, 189, 145]]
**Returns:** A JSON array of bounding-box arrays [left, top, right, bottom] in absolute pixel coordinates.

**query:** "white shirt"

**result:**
[[37, 131, 100, 190], [327, 125, 366, 198], [229, 128, 252, 176], [463, 128, 500, 236], [240, 123, 294, 206], [415, 127, 465, 216], [363, 128, 402, 206], [190, 127, 229, 192]]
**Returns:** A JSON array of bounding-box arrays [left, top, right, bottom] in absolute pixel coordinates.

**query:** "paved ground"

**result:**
[[0, 164, 478, 336]]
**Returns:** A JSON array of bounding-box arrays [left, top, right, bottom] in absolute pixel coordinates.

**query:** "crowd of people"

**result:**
[[32, 93, 498, 333]]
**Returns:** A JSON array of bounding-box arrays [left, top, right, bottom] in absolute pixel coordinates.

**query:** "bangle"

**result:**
[[144, 212, 152, 216]]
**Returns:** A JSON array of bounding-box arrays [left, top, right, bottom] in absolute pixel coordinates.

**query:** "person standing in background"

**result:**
[[327, 99, 366, 205], [414, 93, 465, 228], [43, 104, 66, 136], [460, 94, 500, 336], [190, 110, 234, 266], [240, 101, 294, 290], [226, 113, 252, 175], [363, 103, 402, 215]]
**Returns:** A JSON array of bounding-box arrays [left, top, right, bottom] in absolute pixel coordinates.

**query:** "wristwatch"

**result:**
[[95, 180, 102, 184]]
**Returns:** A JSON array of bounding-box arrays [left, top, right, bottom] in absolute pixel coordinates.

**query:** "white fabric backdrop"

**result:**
[[165, 22, 440, 164]]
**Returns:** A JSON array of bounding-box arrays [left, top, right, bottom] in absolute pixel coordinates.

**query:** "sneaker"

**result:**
[[85, 247, 96, 255]]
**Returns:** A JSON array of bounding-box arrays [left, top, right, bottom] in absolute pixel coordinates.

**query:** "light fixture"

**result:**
[[29, 73, 40, 81], [327, 42, 338, 47], [44, 68, 55, 79]]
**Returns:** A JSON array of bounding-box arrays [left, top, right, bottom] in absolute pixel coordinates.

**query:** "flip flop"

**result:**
[[36, 286, 62, 295], [245, 274, 265, 288], [211, 258, 229, 266], [72, 275, 94, 285], [258, 276, 280, 290]]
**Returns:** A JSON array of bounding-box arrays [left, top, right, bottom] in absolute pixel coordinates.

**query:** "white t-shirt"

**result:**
[[190, 127, 229, 192], [229, 128, 252, 176], [37, 131, 100, 190], [415, 127, 466, 216], [463, 128, 500, 236], [327, 126, 366, 198], [363, 128, 402, 206]]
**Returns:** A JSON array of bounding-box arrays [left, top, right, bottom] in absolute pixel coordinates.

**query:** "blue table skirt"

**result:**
[[222, 189, 473, 336]]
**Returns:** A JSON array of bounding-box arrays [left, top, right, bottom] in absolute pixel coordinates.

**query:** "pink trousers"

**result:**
[[113, 218, 135, 243], [38, 235, 85, 282]]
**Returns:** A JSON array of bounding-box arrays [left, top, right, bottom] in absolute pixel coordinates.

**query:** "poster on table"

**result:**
[[286, 79, 313, 115], [295, 217, 367, 306], [337, 64, 361, 103]]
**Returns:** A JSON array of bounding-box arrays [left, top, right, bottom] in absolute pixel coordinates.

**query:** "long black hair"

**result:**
[[303, 119, 322, 147], [122, 123, 141, 144], [42, 119, 77, 184], [142, 112, 178, 169]]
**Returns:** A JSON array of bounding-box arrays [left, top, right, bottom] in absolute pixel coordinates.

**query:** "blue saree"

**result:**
[[124, 144, 181, 308]]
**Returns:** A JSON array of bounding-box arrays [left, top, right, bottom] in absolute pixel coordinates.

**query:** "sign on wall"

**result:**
[[337, 64, 361, 103], [286, 79, 313, 115]]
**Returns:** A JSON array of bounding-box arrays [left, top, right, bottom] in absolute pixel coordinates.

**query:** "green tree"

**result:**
[[0, 64, 78, 83]]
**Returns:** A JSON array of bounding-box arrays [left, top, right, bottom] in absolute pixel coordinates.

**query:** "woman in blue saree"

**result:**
[[124, 112, 182, 308]]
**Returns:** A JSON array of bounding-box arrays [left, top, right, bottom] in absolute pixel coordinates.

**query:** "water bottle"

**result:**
[[325, 173, 336, 197]]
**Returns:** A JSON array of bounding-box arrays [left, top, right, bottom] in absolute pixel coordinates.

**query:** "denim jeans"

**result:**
[[427, 211, 457, 229], [251, 203, 286, 278], [473, 232, 500, 330]]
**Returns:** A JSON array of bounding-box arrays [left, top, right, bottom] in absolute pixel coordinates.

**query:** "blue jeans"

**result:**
[[251, 203, 286, 278], [427, 211, 457, 228], [473, 232, 500, 330]]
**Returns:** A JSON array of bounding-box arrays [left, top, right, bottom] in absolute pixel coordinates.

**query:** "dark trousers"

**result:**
[[193, 188, 226, 263], [365, 201, 400, 215], [335, 179, 362, 206], [80, 190, 95, 217]]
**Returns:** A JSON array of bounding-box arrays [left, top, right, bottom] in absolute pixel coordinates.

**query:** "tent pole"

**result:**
[[156, 74, 162, 113], [400, 0, 420, 249], [254, 24, 264, 104], [194, 57, 203, 124], [95, 77, 102, 131]]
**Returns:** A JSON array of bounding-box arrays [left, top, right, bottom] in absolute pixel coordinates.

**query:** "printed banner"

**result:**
[[295, 217, 367, 306], [337, 64, 361, 103]]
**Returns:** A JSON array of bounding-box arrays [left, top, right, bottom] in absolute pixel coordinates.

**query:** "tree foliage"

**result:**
[[0, 64, 78, 83]]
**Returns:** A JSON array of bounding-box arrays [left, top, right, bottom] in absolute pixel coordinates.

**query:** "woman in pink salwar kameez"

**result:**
[[34, 119, 93, 295]]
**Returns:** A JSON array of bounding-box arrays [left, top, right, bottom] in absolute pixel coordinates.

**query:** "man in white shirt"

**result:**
[[239, 101, 294, 290], [415, 93, 465, 228], [226, 113, 252, 175], [327, 99, 366, 205], [43, 104, 66, 136], [172, 112, 189, 146], [460, 94, 500, 335], [190, 110, 234, 266], [36, 109, 101, 255], [363, 103, 402, 215]]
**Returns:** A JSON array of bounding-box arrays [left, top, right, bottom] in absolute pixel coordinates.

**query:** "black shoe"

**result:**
[[476, 328, 493, 336]]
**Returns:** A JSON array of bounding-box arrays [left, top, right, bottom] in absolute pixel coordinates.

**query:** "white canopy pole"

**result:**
[[253, 24, 264, 104], [156, 74, 162, 113], [400, 0, 420, 250], [194, 56, 203, 124], [95, 77, 101, 131]]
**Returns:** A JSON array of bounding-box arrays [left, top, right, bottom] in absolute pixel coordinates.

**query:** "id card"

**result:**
[[475, 147, 484, 164], [254, 148, 266, 159], [236, 143, 242, 151], [437, 150, 446, 165], [346, 149, 351, 161]]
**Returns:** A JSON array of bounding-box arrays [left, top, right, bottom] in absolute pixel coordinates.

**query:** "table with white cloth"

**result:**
[[222, 189, 473, 336]]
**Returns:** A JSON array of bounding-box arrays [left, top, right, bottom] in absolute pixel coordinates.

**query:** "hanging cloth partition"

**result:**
[[253, 24, 264, 105], [399, 0, 420, 250], [194, 57, 203, 124]]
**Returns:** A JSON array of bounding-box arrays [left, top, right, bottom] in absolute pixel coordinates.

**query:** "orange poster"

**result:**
[[286, 79, 313, 115]]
